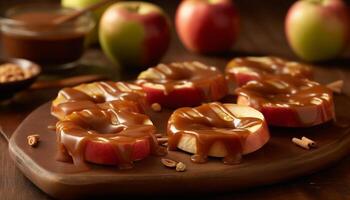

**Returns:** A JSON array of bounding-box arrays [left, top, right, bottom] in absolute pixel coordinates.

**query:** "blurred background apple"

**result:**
[[99, 1, 171, 70], [175, 0, 239, 54], [285, 0, 349, 62]]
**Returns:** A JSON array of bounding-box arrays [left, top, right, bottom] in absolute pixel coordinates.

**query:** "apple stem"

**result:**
[[306, 0, 325, 4], [127, 4, 140, 12]]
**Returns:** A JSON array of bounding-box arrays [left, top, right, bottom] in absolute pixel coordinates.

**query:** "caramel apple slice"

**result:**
[[226, 56, 313, 86], [236, 75, 335, 127], [167, 102, 270, 164], [56, 107, 165, 169], [136, 61, 228, 108]]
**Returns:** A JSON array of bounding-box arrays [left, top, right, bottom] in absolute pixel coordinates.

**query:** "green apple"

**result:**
[[99, 1, 171, 69], [285, 0, 349, 62], [62, 0, 112, 44]]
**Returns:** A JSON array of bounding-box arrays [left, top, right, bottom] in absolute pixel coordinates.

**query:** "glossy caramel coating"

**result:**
[[136, 61, 228, 101], [226, 57, 313, 86], [51, 81, 146, 119]]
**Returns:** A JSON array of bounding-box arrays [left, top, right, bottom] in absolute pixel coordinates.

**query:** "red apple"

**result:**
[[285, 0, 349, 62], [175, 0, 239, 53], [99, 1, 171, 69]]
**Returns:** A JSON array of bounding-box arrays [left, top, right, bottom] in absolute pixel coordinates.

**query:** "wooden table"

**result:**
[[1, 0, 350, 199]]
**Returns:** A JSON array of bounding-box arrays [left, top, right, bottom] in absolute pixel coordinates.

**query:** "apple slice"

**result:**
[[226, 56, 313, 86], [56, 108, 164, 169], [167, 102, 270, 164], [236, 76, 335, 127], [136, 61, 228, 108]]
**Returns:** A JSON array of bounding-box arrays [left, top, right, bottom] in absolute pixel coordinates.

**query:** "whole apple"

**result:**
[[175, 0, 239, 54], [62, 0, 111, 44], [99, 2, 171, 69], [285, 0, 349, 62]]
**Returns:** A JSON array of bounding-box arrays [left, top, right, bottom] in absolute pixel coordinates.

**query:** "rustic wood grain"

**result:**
[[1, 0, 350, 199]]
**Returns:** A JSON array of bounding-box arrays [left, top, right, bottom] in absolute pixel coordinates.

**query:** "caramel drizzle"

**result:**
[[236, 76, 334, 125], [137, 61, 224, 95], [168, 102, 262, 164], [228, 57, 312, 79]]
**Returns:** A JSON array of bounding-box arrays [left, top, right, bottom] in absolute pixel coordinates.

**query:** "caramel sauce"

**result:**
[[136, 61, 227, 98], [236, 75, 334, 125], [226, 57, 313, 81], [2, 12, 87, 65], [167, 102, 262, 164], [56, 108, 164, 169]]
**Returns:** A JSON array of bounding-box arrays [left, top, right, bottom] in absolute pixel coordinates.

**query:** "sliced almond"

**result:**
[[161, 158, 177, 168]]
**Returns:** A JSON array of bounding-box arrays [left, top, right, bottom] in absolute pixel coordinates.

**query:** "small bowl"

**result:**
[[0, 58, 41, 99]]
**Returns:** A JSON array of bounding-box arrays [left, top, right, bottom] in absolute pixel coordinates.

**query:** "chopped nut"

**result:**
[[161, 158, 177, 168], [151, 103, 162, 112], [175, 162, 186, 172], [0, 63, 37, 83], [326, 80, 343, 94], [27, 134, 40, 147]]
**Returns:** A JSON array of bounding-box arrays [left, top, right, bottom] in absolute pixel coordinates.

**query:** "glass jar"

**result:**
[[0, 4, 95, 71]]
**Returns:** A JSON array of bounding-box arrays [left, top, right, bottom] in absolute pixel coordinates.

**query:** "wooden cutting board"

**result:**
[[8, 94, 350, 199]]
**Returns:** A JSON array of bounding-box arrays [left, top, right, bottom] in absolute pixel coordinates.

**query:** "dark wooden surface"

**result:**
[[1, 0, 350, 199]]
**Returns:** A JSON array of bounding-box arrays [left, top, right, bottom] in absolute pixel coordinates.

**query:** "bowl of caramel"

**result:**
[[0, 58, 41, 99], [0, 4, 95, 71]]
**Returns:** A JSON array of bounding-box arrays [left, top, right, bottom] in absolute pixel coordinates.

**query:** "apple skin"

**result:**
[[285, 0, 349, 62], [99, 2, 171, 69], [237, 95, 335, 127], [85, 138, 151, 166], [175, 0, 239, 53], [142, 84, 204, 108], [62, 0, 111, 44]]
